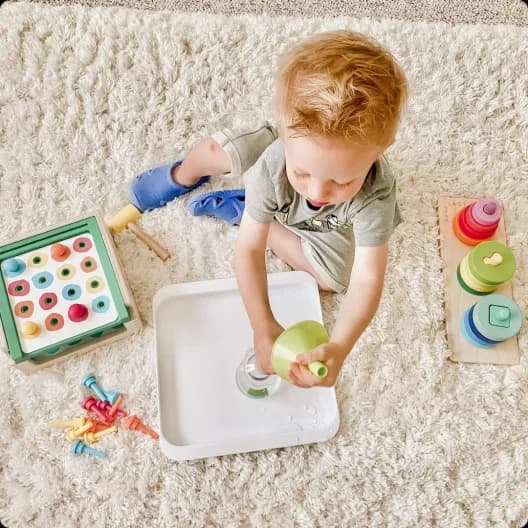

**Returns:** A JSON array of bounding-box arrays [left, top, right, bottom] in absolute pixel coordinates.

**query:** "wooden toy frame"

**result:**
[[437, 196, 519, 365], [0, 214, 142, 372]]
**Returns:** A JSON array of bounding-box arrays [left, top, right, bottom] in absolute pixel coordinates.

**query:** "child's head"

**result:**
[[276, 30, 408, 207]]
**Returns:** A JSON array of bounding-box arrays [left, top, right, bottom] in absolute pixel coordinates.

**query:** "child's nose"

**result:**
[[309, 181, 331, 201]]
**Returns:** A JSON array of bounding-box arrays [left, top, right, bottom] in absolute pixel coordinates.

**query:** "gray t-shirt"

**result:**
[[243, 138, 402, 247]]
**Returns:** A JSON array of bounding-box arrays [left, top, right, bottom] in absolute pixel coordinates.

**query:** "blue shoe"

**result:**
[[187, 189, 245, 225], [130, 161, 210, 212]]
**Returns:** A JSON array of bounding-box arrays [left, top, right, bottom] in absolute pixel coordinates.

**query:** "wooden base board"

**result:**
[[437, 196, 520, 365]]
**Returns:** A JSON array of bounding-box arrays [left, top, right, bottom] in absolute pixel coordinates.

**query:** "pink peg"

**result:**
[[82, 396, 111, 424]]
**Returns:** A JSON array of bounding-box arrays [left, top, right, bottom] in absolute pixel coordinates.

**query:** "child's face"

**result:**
[[282, 133, 386, 207]]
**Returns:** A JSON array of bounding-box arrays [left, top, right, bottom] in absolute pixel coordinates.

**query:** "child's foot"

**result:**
[[129, 161, 210, 212], [187, 189, 245, 225]]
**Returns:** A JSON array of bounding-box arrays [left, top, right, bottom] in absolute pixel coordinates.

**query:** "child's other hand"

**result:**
[[253, 321, 284, 375], [288, 342, 348, 388]]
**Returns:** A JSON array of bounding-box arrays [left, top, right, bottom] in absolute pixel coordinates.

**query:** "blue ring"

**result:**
[[32, 271, 53, 289], [62, 284, 81, 301], [92, 295, 110, 314], [461, 309, 494, 348], [468, 305, 501, 344]]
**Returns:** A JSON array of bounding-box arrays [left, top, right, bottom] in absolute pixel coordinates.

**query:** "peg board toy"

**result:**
[[438, 196, 520, 365], [0, 215, 141, 371]]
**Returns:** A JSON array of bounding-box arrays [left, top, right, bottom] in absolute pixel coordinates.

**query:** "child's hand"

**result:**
[[288, 342, 348, 388], [253, 321, 284, 375]]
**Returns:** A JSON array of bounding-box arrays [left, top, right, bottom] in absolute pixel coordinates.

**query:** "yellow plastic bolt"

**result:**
[[65, 428, 78, 442], [21, 321, 41, 338], [83, 425, 118, 444], [48, 417, 86, 429], [483, 252, 503, 266], [73, 420, 93, 438]]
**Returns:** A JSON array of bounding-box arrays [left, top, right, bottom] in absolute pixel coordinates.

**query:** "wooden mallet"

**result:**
[[108, 204, 170, 261]]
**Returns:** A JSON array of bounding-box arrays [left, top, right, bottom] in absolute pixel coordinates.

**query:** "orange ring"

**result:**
[[453, 211, 481, 246], [45, 313, 65, 331], [81, 257, 98, 273], [15, 301, 34, 318]]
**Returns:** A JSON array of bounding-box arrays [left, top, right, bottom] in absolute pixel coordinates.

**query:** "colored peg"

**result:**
[[82, 374, 107, 401], [125, 415, 159, 440], [20, 321, 41, 339], [82, 397, 111, 424], [50, 243, 70, 262], [102, 390, 121, 406], [2, 258, 26, 277], [108, 395, 126, 417], [48, 417, 86, 429], [69, 303, 89, 323], [68, 419, 94, 440], [66, 428, 80, 442], [71, 440, 106, 459], [83, 425, 118, 444]]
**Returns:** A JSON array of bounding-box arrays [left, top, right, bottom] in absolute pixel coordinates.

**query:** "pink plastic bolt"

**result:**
[[82, 397, 111, 424], [69, 303, 89, 322], [125, 415, 159, 440]]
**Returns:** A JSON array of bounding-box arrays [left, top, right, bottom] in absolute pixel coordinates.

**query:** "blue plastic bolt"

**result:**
[[82, 374, 107, 401], [103, 390, 120, 405], [71, 440, 106, 459], [2, 258, 25, 277]]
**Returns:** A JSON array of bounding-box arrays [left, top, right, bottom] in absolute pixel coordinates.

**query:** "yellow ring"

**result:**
[[28, 252, 48, 268], [460, 255, 495, 292], [86, 276, 105, 293]]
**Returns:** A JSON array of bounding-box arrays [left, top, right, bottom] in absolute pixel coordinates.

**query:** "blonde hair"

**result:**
[[277, 30, 408, 147]]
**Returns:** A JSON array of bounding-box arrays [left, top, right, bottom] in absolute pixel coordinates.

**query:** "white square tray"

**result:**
[[154, 271, 340, 461]]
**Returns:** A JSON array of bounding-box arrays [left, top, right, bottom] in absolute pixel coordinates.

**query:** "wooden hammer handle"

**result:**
[[127, 223, 170, 261]]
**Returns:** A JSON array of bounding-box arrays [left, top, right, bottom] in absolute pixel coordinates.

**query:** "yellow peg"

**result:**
[[71, 419, 94, 438], [83, 425, 118, 444], [483, 252, 503, 266], [48, 417, 86, 429]]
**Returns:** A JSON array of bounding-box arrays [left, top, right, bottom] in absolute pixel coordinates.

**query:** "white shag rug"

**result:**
[[1, 3, 527, 527]]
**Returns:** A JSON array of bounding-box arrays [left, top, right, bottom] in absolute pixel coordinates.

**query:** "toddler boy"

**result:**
[[131, 31, 408, 388]]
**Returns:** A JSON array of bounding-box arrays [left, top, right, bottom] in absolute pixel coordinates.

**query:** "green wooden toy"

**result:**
[[271, 320, 329, 380], [0, 215, 141, 371], [468, 241, 515, 286]]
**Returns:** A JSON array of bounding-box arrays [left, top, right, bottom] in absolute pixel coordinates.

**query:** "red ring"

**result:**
[[459, 206, 492, 240], [39, 292, 58, 310], [73, 237, 92, 252], [8, 280, 30, 296]]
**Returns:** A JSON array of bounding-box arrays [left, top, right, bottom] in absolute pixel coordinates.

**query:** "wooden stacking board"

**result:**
[[437, 196, 520, 365]]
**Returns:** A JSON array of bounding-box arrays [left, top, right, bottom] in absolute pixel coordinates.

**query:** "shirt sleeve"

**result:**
[[242, 154, 279, 224], [352, 182, 403, 246]]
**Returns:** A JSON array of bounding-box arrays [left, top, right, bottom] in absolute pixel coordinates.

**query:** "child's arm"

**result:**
[[290, 242, 389, 387], [234, 211, 284, 374]]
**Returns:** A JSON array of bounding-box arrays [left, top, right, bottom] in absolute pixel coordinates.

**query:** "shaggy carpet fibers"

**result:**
[[1, 3, 528, 527]]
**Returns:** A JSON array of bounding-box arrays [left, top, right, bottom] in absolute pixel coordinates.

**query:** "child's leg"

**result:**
[[173, 124, 278, 186], [172, 138, 232, 187], [267, 221, 334, 292]]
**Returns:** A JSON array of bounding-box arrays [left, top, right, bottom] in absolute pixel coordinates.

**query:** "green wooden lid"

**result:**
[[468, 241, 515, 286], [472, 294, 523, 341]]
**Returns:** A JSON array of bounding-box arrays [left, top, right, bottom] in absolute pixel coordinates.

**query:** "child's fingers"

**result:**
[[288, 362, 319, 388], [296, 345, 327, 365]]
